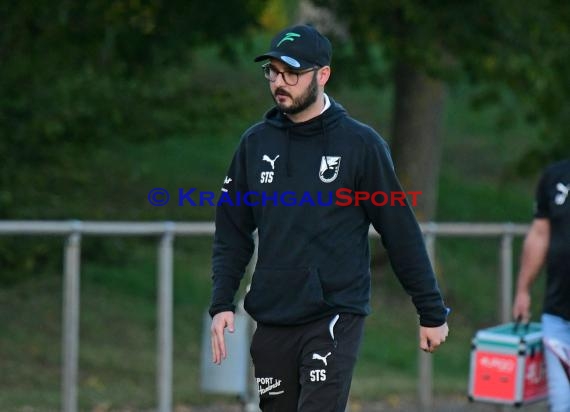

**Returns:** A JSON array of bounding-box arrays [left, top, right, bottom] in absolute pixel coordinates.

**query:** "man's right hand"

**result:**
[[512, 291, 532, 323], [210, 311, 235, 365], [512, 218, 549, 324]]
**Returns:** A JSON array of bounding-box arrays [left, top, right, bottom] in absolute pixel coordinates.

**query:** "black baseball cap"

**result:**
[[254, 24, 332, 70]]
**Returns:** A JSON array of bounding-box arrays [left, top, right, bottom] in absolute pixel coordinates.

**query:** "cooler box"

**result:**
[[468, 322, 548, 407]]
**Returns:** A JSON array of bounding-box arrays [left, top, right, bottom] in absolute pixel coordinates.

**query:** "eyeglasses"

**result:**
[[262, 63, 319, 86]]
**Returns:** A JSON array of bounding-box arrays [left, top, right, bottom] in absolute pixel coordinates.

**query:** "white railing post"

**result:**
[[157, 223, 174, 412], [62, 224, 82, 412], [419, 222, 437, 411], [500, 224, 514, 324]]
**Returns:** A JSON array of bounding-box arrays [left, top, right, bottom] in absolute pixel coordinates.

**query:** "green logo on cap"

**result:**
[[277, 32, 301, 47]]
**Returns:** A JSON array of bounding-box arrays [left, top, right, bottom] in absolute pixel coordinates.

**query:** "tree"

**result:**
[[0, 0, 267, 217], [315, 0, 570, 219], [0, 0, 266, 283]]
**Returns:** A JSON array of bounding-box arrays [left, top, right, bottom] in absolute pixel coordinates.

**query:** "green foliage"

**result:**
[[0, 0, 266, 211], [0, 0, 268, 282], [317, 0, 570, 172]]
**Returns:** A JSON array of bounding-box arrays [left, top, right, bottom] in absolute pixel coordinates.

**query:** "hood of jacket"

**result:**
[[262, 97, 348, 176]]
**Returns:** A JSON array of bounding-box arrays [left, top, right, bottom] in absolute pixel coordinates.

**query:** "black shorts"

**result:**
[[250, 313, 365, 412]]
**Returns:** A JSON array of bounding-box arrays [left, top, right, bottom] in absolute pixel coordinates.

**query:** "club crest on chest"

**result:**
[[319, 156, 341, 183]]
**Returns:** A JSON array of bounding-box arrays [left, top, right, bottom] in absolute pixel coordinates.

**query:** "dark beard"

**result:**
[[274, 72, 318, 115]]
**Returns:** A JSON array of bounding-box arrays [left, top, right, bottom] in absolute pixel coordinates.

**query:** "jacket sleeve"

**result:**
[[358, 133, 448, 327], [209, 138, 256, 317]]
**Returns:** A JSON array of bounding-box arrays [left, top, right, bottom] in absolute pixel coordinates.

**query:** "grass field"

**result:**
[[0, 48, 548, 411]]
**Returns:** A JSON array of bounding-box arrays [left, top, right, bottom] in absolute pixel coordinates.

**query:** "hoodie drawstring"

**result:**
[[286, 128, 292, 177], [285, 117, 330, 178], [321, 117, 331, 171]]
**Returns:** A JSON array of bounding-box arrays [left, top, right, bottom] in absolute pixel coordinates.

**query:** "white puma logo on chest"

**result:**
[[555, 182, 570, 205], [262, 154, 280, 170], [312, 352, 332, 366]]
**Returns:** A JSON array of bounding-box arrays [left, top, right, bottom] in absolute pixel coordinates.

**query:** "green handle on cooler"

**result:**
[[513, 315, 531, 334]]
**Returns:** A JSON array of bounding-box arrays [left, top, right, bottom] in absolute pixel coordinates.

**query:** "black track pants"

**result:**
[[250, 313, 365, 412]]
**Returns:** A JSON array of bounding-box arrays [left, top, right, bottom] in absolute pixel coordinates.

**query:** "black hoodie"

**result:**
[[210, 97, 447, 327]]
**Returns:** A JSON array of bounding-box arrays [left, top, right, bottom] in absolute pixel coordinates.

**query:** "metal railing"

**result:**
[[410, 222, 528, 411], [0, 220, 529, 412]]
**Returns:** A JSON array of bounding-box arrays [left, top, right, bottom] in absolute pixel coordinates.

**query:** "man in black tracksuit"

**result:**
[[209, 24, 450, 412]]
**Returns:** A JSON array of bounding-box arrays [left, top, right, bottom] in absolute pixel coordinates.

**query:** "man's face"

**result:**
[[268, 59, 319, 115]]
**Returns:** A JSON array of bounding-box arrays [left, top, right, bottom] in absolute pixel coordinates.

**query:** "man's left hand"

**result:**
[[419, 323, 449, 353]]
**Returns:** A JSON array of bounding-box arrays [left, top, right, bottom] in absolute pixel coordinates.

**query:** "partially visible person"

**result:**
[[512, 158, 570, 412]]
